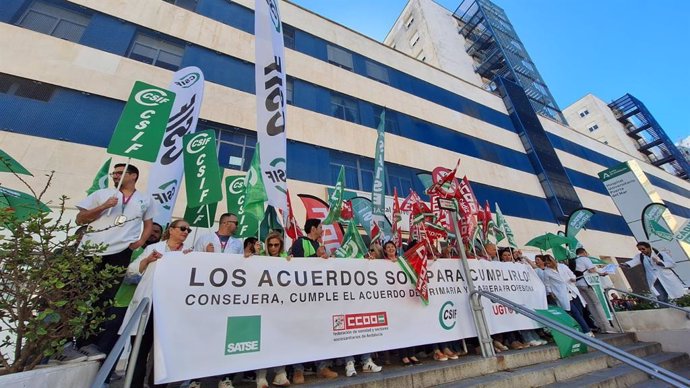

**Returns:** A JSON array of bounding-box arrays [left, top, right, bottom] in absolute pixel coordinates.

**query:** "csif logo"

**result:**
[[186, 132, 212, 154], [228, 177, 246, 195], [438, 301, 456, 330], [174, 72, 201, 88], [225, 316, 261, 355], [266, 0, 281, 33], [134, 88, 170, 106]]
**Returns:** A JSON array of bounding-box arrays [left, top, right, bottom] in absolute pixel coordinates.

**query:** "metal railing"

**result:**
[[90, 297, 151, 388], [471, 290, 690, 388], [605, 287, 690, 330]]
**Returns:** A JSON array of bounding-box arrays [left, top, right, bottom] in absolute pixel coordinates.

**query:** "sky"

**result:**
[[290, 0, 690, 143]]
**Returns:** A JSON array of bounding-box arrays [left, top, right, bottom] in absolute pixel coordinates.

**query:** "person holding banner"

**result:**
[[126, 219, 193, 388], [621, 242, 687, 303], [75, 163, 155, 360], [542, 255, 594, 337], [574, 248, 616, 333], [194, 213, 243, 254]]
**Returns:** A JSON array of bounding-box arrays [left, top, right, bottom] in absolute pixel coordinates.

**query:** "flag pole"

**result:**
[[107, 157, 131, 216]]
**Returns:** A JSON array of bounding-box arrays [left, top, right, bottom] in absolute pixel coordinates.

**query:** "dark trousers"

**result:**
[[653, 280, 670, 303], [568, 296, 591, 334]]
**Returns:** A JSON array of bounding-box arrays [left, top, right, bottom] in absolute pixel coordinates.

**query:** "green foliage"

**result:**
[[0, 174, 123, 374], [671, 294, 690, 308]]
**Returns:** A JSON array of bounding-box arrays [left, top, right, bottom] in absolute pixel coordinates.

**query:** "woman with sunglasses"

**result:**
[[126, 219, 193, 388], [541, 254, 594, 337]]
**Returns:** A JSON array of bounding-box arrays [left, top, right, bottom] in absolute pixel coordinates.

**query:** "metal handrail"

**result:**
[[471, 290, 690, 388], [605, 287, 690, 318], [90, 298, 151, 388]]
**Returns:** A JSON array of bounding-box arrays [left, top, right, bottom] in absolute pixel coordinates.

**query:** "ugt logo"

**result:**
[[225, 316, 261, 355]]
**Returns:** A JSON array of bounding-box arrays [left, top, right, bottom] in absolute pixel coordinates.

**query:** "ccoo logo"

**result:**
[[134, 88, 170, 106]]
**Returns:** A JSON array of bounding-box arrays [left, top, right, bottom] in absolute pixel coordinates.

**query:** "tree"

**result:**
[[0, 169, 122, 374]]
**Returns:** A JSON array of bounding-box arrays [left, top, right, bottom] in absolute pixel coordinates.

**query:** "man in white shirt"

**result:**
[[622, 242, 687, 303], [194, 212, 243, 254], [74, 163, 155, 359], [574, 248, 615, 333]]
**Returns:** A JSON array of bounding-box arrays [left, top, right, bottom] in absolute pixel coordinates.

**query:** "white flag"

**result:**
[[255, 0, 288, 220], [147, 67, 205, 226]]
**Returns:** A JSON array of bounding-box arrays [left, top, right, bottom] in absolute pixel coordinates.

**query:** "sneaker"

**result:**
[[292, 369, 305, 384], [539, 339, 549, 345], [362, 359, 382, 373], [272, 371, 290, 386], [317, 367, 338, 379], [493, 340, 508, 351], [345, 361, 357, 377], [528, 340, 542, 347], [433, 350, 448, 361], [216, 377, 233, 388], [256, 377, 269, 388], [442, 348, 459, 360], [585, 331, 595, 338], [52, 346, 87, 364], [79, 344, 106, 361]]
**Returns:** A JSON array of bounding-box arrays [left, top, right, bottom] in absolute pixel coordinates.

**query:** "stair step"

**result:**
[[629, 366, 690, 388], [434, 341, 661, 388], [540, 351, 690, 388]]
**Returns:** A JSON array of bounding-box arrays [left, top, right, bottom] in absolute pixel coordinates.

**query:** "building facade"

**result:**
[[1, 0, 690, 261]]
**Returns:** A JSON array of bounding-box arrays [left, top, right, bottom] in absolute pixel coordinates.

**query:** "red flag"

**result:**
[[426, 159, 461, 198], [402, 241, 430, 305], [340, 200, 353, 221], [482, 200, 491, 240], [297, 194, 344, 255], [456, 176, 480, 216], [400, 189, 422, 212], [285, 190, 303, 240], [392, 187, 402, 249]]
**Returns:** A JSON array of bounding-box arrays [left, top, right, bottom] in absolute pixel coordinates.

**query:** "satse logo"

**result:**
[[225, 316, 261, 355]]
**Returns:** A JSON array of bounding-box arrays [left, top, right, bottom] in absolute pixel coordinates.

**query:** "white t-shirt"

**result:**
[[575, 256, 597, 288], [193, 232, 243, 254], [77, 188, 155, 255]]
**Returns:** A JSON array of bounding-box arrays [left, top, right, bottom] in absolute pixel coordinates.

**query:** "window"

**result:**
[[204, 123, 256, 171], [578, 108, 590, 118], [17, 1, 90, 43], [286, 78, 294, 105], [327, 44, 353, 71], [329, 152, 373, 192], [283, 24, 295, 49], [162, 0, 197, 11], [409, 32, 420, 47], [330, 93, 359, 123], [373, 106, 400, 134], [364, 60, 389, 84], [0, 73, 55, 102], [416, 51, 426, 62], [587, 122, 599, 132], [404, 15, 415, 29], [128, 33, 184, 70]]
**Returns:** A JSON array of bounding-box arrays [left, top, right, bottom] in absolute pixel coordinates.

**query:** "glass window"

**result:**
[[373, 106, 400, 134], [286, 78, 294, 105], [405, 15, 414, 29], [578, 108, 590, 118], [587, 123, 599, 132], [416, 51, 426, 62], [283, 24, 296, 49], [202, 123, 256, 171], [162, 0, 197, 11], [0, 73, 55, 102], [327, 44, 353, 71], [17, 1, 90, 43], [409, 32, 420, 47], [330, 93, 359, 123], [365, 60, 389, 84], [128, 33, 184, 71]]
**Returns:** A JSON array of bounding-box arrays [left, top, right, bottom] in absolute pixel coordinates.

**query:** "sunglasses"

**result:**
[[109, 171, 131, 177], [268, 243, 280, 247], [175, 226, 192, 233]]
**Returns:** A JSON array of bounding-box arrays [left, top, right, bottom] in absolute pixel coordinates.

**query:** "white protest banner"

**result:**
[[151, 255, 545, 383], [255, 0, 287, 218], [147, 67, 205, 225]]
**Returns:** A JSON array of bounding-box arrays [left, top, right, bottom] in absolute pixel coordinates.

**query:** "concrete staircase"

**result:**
[[293, 333, 689, 388]]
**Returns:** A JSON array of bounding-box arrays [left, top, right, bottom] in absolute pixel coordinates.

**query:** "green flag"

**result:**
[[184, 203, 218, 228], [183, 130, 223, 208], [535, 306, 588, 358], [260, 205, 283, 238], [641, 203, 673, 241], [225, 175, 246, 216], [86, 158, 111, 195], [324, 165, 346, 225], [565, 208, 595, 238], [107, 81, 175, 162], [495, 203, 517, 247], [238, 143, 267, 238], [334, 221, 368, 258]]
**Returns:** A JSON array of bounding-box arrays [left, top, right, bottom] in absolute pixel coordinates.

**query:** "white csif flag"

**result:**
[[255, 0, 288, 220], [147, 67, 205, 226]]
